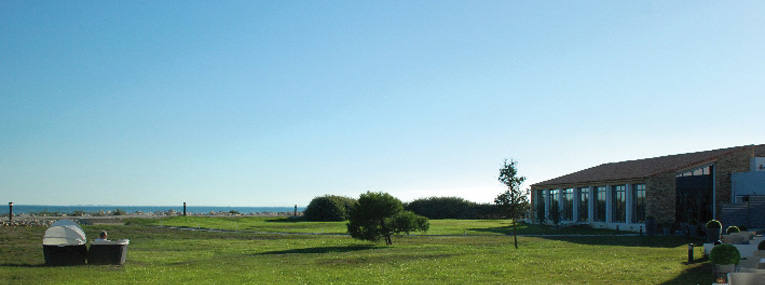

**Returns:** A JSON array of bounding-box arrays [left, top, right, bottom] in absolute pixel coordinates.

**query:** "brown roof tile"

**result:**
[[532, 144, 765, 188]]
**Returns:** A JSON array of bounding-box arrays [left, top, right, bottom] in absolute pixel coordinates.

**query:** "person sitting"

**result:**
[[93, 231, 110, 244]]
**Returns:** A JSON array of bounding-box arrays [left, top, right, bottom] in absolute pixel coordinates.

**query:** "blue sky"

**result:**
[[2, 1, 764, 206]]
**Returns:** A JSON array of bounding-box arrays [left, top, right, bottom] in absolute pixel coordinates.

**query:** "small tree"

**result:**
[[495, 159, 529, 249], [347, 192, 429, 245]]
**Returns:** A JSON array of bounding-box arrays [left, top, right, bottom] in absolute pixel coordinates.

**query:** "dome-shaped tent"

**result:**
[[43, 220, 87, 246], [42, 220, 87, 265]]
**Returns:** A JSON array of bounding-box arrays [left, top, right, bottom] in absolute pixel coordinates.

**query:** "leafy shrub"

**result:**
[[304, 195, 357, 221], [404, 196, 501, 219], [347, 192, 428, 245], [710, 244, 741, 265], [391, 210, 430, 235], [405, 197, 469, 219], [113, 209, 125, 216], [705, 219, 722, 229], [726, 226, 740, 234]]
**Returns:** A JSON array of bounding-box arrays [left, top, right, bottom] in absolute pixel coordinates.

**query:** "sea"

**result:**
[[1, 205, 305, 215]]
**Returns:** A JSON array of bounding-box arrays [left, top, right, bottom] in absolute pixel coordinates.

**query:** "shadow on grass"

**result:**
[[0, 263, 46, 267], [263, 217, 312, 223], [538, 236, 701, 248], [259, 245, 376, 255], [469, 223, 620, 236], [660, 261, 714, 285], [322, 253, 459, 266]]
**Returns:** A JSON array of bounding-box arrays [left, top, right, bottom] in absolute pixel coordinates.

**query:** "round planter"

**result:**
[[714, 264, 735, 274]]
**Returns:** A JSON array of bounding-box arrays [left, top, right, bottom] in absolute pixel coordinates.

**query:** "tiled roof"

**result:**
[[532, 144, 765, 187]]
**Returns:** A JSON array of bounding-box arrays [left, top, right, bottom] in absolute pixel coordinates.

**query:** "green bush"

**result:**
[[404, 197, 500, 219], [304, 195, 357, 221], [347, 192, 428, 245], [705, 219, 722, 229], [725, 226, 740, 234], [405, 197, 469, 219], [390, 210, 430, 235], [710, 244, 741, 265], [758, 240, 765, 251]]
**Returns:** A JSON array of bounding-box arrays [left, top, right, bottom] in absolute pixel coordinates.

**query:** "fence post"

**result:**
[[183, 202, 187, 216]]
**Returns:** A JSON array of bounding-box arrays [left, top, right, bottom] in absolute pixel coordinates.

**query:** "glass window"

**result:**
[[632, 184, 646, 223], [578, 187, 589, 222], [612, 185, 626, 223], [550, 189, 560, 222], [595, 186, 607, 222], [677, 166, 712, 177], [562, 188, 574, 221], [535, 190, 545, 222]]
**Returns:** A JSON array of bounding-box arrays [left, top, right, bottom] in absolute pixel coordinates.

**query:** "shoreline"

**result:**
[[1, 211, 304, 226]]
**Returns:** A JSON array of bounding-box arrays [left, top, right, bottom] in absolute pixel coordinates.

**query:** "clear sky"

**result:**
[[2, 1, 764, 206]]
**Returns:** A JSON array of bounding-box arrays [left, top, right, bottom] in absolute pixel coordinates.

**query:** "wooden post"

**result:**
[[183, 202, 187, 216], [8, 202, 13, 223], [294, 204, 297, 216]]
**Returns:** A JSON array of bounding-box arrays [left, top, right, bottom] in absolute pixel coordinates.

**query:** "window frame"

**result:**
[[611, 185, 626, 223]]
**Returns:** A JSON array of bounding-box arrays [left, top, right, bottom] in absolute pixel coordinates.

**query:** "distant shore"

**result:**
[[1, 210, 303, 227], [2, 205, 304, 215]]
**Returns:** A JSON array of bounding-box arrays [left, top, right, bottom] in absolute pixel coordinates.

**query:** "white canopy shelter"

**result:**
[[43, 220, 87, 246]]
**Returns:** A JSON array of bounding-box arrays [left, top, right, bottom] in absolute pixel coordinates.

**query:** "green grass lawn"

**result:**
[[127, 216, 622, 236], [1, 220, 712, 284]]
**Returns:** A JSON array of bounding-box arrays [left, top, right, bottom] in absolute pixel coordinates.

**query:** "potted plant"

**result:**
[[705, 220, 722, 242], [645, 216, 657, 236], [725, 226, 740, 235], [710, 244, 741, 274], [757, 240, 765, 257]]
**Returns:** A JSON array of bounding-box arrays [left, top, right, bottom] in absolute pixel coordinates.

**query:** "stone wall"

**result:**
[[714, 148, 755, 214], [646, 171, 675, 224]]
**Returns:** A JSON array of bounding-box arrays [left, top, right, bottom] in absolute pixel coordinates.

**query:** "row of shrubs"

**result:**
[[706, 218, 765, 266], [304, 195, 504, 221], [403, 197, 504, 219], [704, 219, 746, 234]]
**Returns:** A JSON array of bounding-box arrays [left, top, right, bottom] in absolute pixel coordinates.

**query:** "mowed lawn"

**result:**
[[129, 216, 621, 236], [1, 220, 712, 284]]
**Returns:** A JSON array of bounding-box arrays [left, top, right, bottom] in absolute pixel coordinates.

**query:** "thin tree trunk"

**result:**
[[380, 219, 392, 245], [513, 218, 518, 249]]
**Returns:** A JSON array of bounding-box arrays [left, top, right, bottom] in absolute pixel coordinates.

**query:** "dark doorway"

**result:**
[[675, 166, 714, 225]]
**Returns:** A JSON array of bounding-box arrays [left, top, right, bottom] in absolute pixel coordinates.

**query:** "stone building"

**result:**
[[529, 144, 765, 231]]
